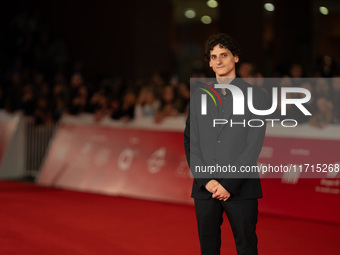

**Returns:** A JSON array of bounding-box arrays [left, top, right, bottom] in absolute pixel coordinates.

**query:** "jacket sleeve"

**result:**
[[184, 94, 211, 188]]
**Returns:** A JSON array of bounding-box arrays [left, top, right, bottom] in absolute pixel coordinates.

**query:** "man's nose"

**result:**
[[216, 56, 222, 64]]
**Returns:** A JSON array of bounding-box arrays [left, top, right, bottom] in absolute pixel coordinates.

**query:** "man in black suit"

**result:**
[[184, 33, 267, 255]]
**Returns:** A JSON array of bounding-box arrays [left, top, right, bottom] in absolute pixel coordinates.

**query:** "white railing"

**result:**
[[24, 118, 57, 178]]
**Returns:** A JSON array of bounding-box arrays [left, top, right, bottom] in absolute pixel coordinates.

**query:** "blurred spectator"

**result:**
[[317, 56, 337, 77], [331, 77, 340, 123], [21, 83, 35, 116], [154, 85, 178, 123], [33, 72, 50, 99], [309, 96, 334, 128], [173, 82, 190, 114], [238, 61, 255, 78], [68, 85, 88, 115], [68, 73, 88, 115], [289, 63, 304, 88], [111, 91, 136, 122], [238, 61, 265, 88], [289, 63, 303, 78], [52, 82, 68, 121], [150, 72, 165, 99], [34, 97, 53, 125], [110, 98, 121, 120], [90, 89, 110, 122], [134, 87, 159, 119], [314, 78, 331, 98], [70, 72, 84, 89]]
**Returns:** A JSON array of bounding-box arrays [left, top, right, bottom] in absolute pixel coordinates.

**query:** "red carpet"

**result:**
[[0, 181, 339, 255]]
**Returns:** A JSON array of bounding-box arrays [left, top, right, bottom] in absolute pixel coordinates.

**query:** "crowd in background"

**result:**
[[1, 8, 340, 129], [237, 62, 340, 128]]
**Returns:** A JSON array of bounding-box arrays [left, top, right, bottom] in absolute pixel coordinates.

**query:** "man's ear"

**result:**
[[209, 60, 212, 67], [234, 55, 239, 63]]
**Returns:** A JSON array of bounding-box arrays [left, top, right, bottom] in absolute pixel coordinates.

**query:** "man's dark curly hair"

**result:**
[[204, 33, 241, 62]]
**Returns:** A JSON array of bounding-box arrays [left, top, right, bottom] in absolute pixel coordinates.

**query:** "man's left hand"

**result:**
[[212, 184, 230, 201]]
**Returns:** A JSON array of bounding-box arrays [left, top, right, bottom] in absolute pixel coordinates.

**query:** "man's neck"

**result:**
[[216, 74, 237, 95], [216, 72, 236, 84], [216, 75, 236, 85]]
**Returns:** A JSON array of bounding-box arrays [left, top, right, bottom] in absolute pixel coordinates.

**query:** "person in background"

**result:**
[[309, 96, 334, 128], [34, 96, 53, 125], [237, 61, 255, 78], [68, 85, 88, 115], [134, 87, 159, 119], [331, 76, 340, 123], [173, 82, 190, 115], [154, 85, 178, 123], [289, 63, 303, 78], [21, 83, 35, 116], [237, 61, 264, 89], [111, 91, 136, 122], [52, 82, 68, 122], [94, 94, 110, 122], [314, 78, 331, 98]]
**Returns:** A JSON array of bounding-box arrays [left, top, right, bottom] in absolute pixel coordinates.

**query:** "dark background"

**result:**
[[1, 0, 340, 80]]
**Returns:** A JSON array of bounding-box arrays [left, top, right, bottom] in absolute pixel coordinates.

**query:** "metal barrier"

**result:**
[[24, 118, 57, 178]]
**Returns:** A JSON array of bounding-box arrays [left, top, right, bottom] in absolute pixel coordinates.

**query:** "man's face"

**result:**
[[209, 44, 239, 78]]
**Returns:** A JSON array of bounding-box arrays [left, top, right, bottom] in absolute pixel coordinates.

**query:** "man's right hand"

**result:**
[[205, 180, 219, 193]]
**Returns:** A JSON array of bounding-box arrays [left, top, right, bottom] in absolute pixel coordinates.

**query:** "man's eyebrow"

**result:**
[[211, 52, 228, 56]]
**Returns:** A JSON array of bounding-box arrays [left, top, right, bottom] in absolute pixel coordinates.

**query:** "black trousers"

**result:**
[[194, 198, 258, 255]]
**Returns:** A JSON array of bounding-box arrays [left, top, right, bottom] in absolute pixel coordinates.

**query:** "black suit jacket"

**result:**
[[184, 77, 267, 201]]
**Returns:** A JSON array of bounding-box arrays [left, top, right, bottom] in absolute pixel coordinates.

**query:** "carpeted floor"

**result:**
[[1, 181, 339, 255]]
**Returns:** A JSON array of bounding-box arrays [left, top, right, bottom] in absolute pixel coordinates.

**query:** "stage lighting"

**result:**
[[201, 15, 212, 24], [264, 3, 275, 12], [319, 6, 329, 15], [207, 0, 218, 8], [184, 9, 196, 19]]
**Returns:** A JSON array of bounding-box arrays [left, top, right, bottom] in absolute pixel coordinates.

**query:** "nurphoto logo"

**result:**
[[199, 82, 311, 128]]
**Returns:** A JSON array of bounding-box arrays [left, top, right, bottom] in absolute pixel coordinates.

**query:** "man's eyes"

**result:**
[[211, 54, 227, 59]]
